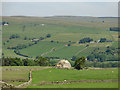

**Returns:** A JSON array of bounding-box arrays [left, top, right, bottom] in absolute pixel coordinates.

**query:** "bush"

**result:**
[[46, 34, 51, 38]]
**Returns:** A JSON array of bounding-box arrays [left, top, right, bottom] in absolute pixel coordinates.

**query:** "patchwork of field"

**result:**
[[2, 16, 118, 59], [2, 66, 47, 86]]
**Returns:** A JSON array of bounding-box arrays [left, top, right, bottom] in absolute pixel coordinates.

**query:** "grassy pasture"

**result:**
[[30, 68, 118, 85], [2, 70, 29, 81]]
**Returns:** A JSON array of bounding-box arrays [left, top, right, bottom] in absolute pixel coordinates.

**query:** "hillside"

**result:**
[[2, 16, 118, 61]]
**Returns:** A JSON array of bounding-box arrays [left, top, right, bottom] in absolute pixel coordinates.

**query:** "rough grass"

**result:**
[[7, 81, 26, 86], [28, 82, 118, 88], [2, 66, 46, 69]]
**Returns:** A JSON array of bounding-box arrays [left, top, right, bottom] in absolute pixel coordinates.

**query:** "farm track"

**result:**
[[41, 47, 56, 56], [75, 47, 87, 56]]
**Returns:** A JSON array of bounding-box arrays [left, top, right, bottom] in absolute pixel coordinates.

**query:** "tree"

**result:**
[[71, 56, 77, 61], [2, 21, 6, 25], [74, 57, 86, 70], [46, 34, 51, 38], [40, 37, 44, 40], [24, 36, 27, 40]]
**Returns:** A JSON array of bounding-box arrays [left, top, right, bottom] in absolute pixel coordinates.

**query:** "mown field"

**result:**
[[2, 16, 118, 59]]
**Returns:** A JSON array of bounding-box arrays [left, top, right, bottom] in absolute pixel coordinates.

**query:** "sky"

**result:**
[[2, 2, 118, 17]]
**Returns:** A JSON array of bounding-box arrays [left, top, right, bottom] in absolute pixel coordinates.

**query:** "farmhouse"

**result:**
[[31, 39, 39, 42], [3, 23, 8, 26], [90, 41, 95, 43], [41, 24, 45, 26], [56, 60, 71, 69], [97, 40, 100, 43]]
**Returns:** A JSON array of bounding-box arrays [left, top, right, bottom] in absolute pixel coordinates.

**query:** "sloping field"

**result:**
[[2, 16, 118, 59]]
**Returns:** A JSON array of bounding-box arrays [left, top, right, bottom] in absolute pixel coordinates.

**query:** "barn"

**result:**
[[56, 60, 71, 69]]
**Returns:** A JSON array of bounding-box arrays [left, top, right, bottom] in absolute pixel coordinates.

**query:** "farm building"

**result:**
[[31, 39, 39, 42], [56, 60, 71, 69], [90, 41, 95, 43], [3, 23, 8, 26], [41, 24, 45, 26]]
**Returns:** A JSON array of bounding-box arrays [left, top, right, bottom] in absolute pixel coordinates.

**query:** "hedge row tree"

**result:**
[[2, 56, 49, 66], [35, 57, 49, 66], [74, 56, 86, 70], [9, 34, 20, 39], [2, 21, 6, 25]]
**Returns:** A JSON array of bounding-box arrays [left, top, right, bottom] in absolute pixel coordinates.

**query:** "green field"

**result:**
[[2, 70, 29, 81], [31, 68, 118, 82], [28, 68, 118, 88], [2, 16, 118, 59]]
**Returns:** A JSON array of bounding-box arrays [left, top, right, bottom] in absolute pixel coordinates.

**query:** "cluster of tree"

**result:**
[[8, 44, 28, 50], [14, 50, 29, 57], [79, 37, 93, 44], [87, 53, 106, 62], [99, 38, 107, 42], [87, 47, 118, 62], [2, 57, 49, 66], [2, 56, 118, 68], [3, 40, 10, 46], [7, 42, 36, 50], [9, 34, 20, 39], [2, 21, 9, 25]]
